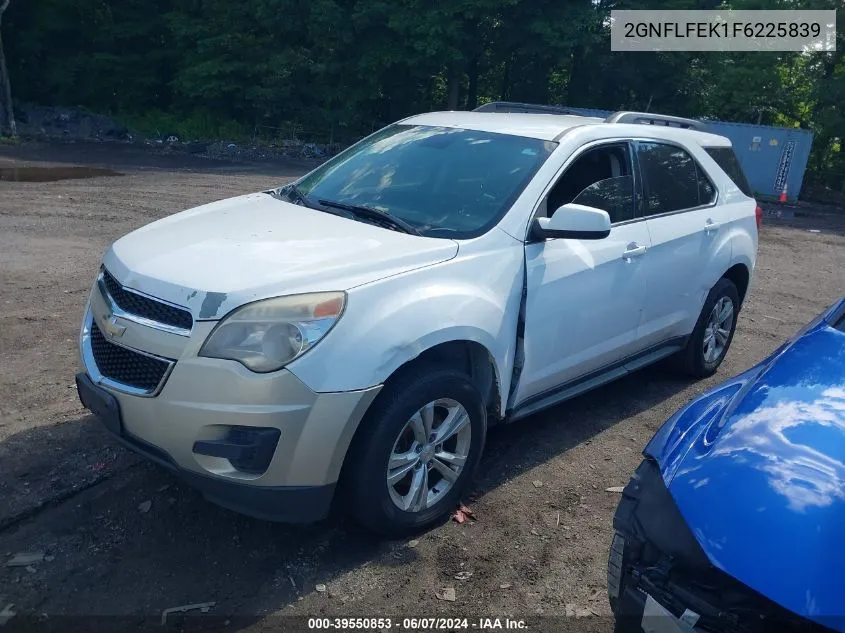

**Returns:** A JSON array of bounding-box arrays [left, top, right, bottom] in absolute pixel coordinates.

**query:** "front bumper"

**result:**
[[614, 581, 703, 633], [78, 297, 381, 522], [77, 370, 337, 522], [609, 460, 830, 633]]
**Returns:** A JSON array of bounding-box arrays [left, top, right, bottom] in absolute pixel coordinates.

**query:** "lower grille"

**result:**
[[90, 322, 171, 393]]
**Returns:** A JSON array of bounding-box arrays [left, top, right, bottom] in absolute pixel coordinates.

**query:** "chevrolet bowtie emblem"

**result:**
[[100, 311, 126, 338]]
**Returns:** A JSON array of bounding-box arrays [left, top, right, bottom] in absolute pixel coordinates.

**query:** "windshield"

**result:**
[[294, 125, 556, 238]]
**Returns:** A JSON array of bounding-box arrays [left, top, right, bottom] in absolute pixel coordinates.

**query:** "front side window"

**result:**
[[544, 143, 636, 224], [636, 142, 714, 216], [293, 125, 555, 238]]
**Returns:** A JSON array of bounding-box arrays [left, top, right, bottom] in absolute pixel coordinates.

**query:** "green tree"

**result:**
[[0, 0, 15, 135], [2, 0, 843, 193]]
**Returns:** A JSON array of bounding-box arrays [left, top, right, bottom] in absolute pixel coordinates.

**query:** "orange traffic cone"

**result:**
[[779, 185, 788, 203]]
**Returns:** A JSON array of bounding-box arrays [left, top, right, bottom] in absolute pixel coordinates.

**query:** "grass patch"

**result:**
[[117, 110, 253, 142]]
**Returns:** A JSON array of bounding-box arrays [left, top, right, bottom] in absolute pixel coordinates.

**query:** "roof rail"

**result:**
[[605, 111, 707, 131], [473, 101, 583, 116]]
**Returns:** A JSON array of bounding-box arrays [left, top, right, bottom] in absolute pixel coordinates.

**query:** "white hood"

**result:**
[[103, 193, 458, 319]]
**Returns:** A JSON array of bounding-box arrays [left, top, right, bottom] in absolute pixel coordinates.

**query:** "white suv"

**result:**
[[76, 103, 759, 534]]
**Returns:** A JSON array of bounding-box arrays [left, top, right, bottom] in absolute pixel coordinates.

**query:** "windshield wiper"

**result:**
[[266, 183, 322, 210], [317, 199, 422, 236], [282, 183, 312, 206]]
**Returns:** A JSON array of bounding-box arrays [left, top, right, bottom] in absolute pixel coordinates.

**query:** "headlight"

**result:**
[[199, 292, 345, 372]]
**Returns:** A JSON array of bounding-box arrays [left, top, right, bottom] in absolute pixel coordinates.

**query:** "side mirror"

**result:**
[[530, 203, 611, 241]]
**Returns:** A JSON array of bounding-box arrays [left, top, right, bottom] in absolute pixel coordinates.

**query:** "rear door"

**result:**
[[634, 140, 730, 349]]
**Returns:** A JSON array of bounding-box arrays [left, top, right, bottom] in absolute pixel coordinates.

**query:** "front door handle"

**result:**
[[705, 219, 721, 234], [623, 243, 647, 261]]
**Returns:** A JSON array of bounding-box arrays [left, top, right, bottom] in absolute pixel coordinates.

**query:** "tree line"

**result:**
[[1, 0, 843, 189]]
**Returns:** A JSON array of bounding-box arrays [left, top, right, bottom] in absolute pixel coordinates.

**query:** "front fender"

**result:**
[[645, 373, 749, 485], [287, 233, 525, 416], [646, 351, 778, 484]]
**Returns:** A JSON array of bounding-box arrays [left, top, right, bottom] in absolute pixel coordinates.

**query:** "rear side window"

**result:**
[[704, 147, 752, 197], [636, 142, 714, 216]]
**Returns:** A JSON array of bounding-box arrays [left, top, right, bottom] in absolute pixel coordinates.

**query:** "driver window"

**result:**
[[544, 143, 636, 224]]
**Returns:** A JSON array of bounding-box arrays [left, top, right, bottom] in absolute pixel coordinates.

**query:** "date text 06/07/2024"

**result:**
[[307, 617, 529, 630]]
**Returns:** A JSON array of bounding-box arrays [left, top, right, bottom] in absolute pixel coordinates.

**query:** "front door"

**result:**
[[512, 141, 651, 407]]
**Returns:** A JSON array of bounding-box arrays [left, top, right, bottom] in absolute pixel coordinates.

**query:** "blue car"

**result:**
[[609, 296, 845, 633]]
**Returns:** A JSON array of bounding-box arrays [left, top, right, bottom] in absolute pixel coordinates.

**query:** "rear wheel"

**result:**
[[342, 363, 487, 536], [674, 277, 740, 378]]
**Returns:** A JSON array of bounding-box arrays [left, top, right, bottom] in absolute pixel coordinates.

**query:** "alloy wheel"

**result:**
[[702, 296, 735, 364], [386, 398, 472, 512]]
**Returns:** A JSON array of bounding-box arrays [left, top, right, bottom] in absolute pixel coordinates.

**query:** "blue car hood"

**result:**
[[646, 311, 845, 628]]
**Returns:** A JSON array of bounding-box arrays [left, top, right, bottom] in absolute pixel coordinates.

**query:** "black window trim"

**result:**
[[703, 145, 753, 198], [525, 138, 643, 242], [630, 138, 720, 222]]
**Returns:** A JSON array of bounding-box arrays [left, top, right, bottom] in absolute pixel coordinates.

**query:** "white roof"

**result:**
[[402, 111, 731, 147]]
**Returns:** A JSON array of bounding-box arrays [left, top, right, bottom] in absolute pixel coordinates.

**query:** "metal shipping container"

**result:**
[[564, 106, 814, 202]]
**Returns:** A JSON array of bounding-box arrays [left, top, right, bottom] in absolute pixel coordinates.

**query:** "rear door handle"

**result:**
[[705, 219, 721, 234], [623, 243, 647, 261]]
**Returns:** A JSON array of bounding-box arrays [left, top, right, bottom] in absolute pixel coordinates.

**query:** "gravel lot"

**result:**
[[1, 143, 843, 632]]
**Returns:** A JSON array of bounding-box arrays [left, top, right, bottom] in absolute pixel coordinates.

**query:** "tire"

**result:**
[[673, 277, 740, 378], [607, 531, 626, 614], [341, 363, 487, 536]]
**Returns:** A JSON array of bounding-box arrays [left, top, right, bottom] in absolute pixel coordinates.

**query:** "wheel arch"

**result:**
[[722, 262, 751, 305], [334, 342, 497, 529], [333, 337, 500, 476], [393, 339, 503, 423], [359, 337, 504, 426]]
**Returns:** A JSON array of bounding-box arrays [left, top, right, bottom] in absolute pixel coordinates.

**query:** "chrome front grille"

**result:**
[[81, 311, 176, 397], [100, 269, 193, 334]]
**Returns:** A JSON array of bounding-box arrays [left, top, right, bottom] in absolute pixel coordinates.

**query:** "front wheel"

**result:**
[[674, 277, 740, 378], [342, 364, 487, 536]]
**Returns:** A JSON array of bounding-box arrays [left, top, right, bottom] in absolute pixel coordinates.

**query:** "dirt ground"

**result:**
[[0, 142, 843, 632]]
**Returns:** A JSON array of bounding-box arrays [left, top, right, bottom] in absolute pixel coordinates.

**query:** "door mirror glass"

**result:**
[[531, 203, 611, 241]]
